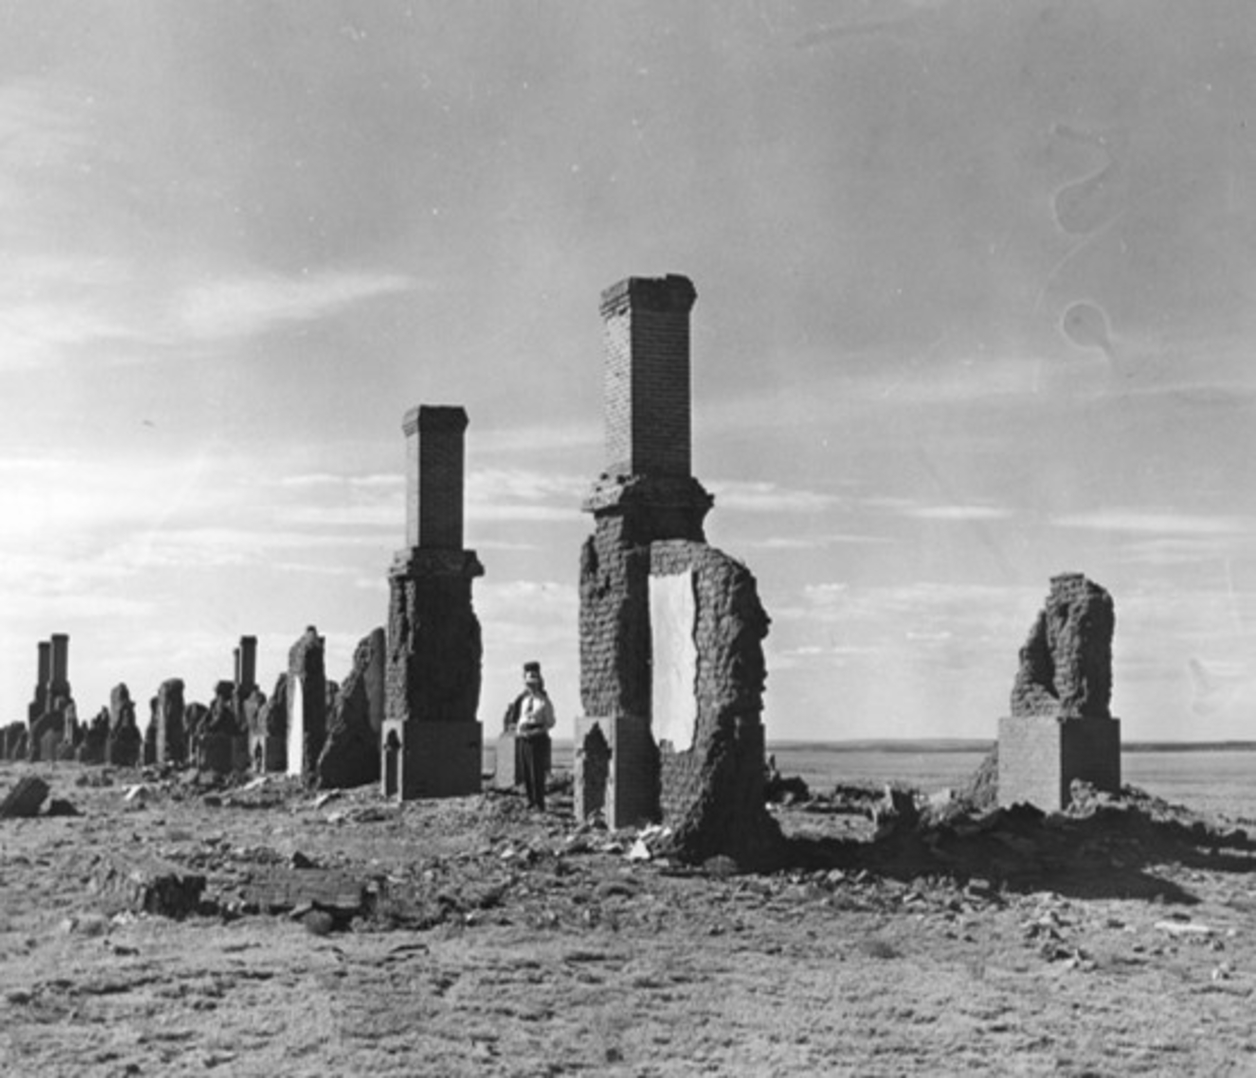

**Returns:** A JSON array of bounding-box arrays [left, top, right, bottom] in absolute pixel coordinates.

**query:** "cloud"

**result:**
[[176, 270, 418, 340], [902, 505, 1014, 522], [708, 480, 841, 514], [475, 421, 601, 455], [1053, 510, 1249, 536]]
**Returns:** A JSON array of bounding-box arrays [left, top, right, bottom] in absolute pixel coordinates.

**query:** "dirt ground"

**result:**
[[2, 760, 1256, 1078]]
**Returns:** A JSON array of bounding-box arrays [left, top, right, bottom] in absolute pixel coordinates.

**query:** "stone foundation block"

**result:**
[[574, 713, 658, 829], [997, 714, 1121, 812], [494, 731, 522, 789], [381, 720, 482, 801]]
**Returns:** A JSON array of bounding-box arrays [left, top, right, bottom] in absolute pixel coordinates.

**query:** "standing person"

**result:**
[[513, 661, 555, 810]]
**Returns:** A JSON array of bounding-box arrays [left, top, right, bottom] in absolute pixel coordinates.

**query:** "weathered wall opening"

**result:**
[[574, 274, 780, 867]]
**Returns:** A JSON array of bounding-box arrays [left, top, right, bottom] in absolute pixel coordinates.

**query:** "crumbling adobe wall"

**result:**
[[317, 628, 385, 789], [578, 520, 780, 864], [1011, 572, 1114, 718], [579, 516, 651, 722], [156, 679, 186, 765], [386, 564, 482, 725], [651, 540, 778, 866]]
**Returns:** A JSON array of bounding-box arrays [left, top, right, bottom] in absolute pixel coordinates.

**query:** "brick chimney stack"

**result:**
[[599, 275, 697, 479], [403, 405, 469, 551]]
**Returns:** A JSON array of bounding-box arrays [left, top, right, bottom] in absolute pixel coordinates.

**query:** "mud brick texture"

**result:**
[[89, 852, 206, 919], [230, 866, 366, 917], [576, 521, 779, 865], [403, 405, 468, 551], [155, 678, 186, 766], [998, 715, 1122, 811], [600, 275, 697, 479], [385, 552, 483, 728], [1012, 573, 1114, 719], [383, 550, 484, 800], [317, 628, 385, 790]]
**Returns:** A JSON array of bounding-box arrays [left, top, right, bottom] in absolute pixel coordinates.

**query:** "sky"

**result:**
[[2, 0, 1256, 743]]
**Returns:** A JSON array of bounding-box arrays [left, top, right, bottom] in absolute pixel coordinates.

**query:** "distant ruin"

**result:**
[[998, 573, 1122, 811], [22, 635, 76, 762], [287, 627, 327, 783], [105, 683, 142, 767], [574, 275, 779, 866], [250, 674, 288, 773], [381, 406, 484, 800], [317, 627, 385, 789]]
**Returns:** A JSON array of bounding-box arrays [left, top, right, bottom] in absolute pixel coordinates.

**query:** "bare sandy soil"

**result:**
[[2, 760, 1256, 1077]]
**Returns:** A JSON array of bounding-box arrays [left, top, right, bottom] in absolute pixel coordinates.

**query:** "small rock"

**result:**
[[302, 910, 335, 936], [626, 838, 651, 862], [0, 777, 50, 818]]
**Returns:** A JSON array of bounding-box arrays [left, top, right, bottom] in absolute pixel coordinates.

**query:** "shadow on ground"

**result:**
[[772, 787, 1256, 905]]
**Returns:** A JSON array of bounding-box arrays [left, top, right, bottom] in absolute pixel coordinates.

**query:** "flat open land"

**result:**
[[3, 758, 1256, 1077]]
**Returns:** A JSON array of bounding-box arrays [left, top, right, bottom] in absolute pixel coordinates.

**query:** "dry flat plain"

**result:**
[[2, 757, 1256, 1078]]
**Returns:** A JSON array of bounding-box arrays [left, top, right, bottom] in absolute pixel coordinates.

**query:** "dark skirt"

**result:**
[[518, 733, 551, 809]]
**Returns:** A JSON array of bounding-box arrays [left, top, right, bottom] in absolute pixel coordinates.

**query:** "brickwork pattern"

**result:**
[[1012, 573, 1114, 719], [600, 275, 696, 478], [383, 550, 484, 800], [575, 526, 779, 861], [403, 405, 468, 550], [650, 542, 777, 865]]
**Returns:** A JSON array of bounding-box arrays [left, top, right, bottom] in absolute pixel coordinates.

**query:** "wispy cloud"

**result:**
[[1053, 509, 1249, 536], [708, 479, 841, 514], [176, 270, 418, 340], [903, 504, 1014, 522], [475, 421, 601, 455]]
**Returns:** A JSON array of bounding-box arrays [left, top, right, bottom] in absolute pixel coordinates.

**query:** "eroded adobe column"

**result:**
[[383, 405, 483, 801], [28, 641, 51, 725], [997, 573, 1122, 811]]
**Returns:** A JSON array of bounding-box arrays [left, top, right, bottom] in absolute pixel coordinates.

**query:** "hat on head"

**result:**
[[523, 660, 542, 684]]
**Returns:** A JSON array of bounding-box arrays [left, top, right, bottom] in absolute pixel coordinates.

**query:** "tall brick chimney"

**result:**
[[236, 635, 257, 693], [599, 275, 697, 479], [585, 274, 711, 544], [49, 634, 70, 697], [403, 405, 468, 551]]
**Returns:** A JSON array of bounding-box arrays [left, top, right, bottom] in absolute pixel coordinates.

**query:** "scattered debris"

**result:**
[[89, 851, 207, 918], [0, 776, 50, 818]]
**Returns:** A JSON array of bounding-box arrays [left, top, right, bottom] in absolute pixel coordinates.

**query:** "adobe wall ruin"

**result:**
[[998, 572, 1122, 811], [287, 626, 327, 783], [317, 627, 385, 789], [575, 275, 779, 866]]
